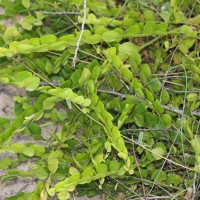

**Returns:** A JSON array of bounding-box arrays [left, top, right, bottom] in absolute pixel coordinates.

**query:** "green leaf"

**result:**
[[16, 44, 33, 54], [85, 35, 102, 44], [151, 147, 165, 160], [22, 146, 35, 157], [24, 76, 40, 91], [151, 170, 167, 183], [48, 157, 58, 174], [125, 25, 140, 36], [166, 174, 181, 186], [140, 64, 152, 84], [105, 141, 111, 153], [21, 15, 35, 30], [33, 167, 49, 180], [3, 26, 20, 44], [58, 191, 70, 199], [145, 89, 155, 102], [118, 152, 128, 160], [155, 22, 168, 34], [148, 77, 161, 92], [70, 69, 82, 86], [143, 10, 156, 21], [194, 164, 200, 173], [153, 99, 164, 114], [96, 164, 108, 174], [129, 51, 141, 70], [69, 167, 80, 175], [78, 68, 91, 86], [28, 38, 40, 46], [0, 48, 13, 57], [102, 31, 119, 42], [143, 21, 156, 35], [0, 117, 10, 126], [28, 123, 42, 140], [32, 145, 45, 156], [10, 143, 26, 153], [144, 112, 159, 127], [118, 42, 139, 58], [82, 167, 95, 178], [15, 71, 32, 81], [40, 35, 57, 45], [48, 151, 63, 174], [135, 88, 145, 99], [134, 103, 146, 115], [161, 114, 172, 128], [92, 65, 100, 80], [160, 90, 170, 104], [22, 0, 30, 8], [6, 192, 31, 200], [109, 161, 120, 172], [187, 93, 197, 102], [43, 96, 60, 110], [0, 157, 12, 170], [48, 41, 67, 51], [134, 114, 145, 127], [48, 188, 56, 197], [33, 44, 49, 52]]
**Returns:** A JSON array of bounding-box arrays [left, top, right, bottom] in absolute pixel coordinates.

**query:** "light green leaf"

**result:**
[[0, 158, 12, 170], [144, 112, 159, 127], [119, 42, 139, 57], [40, 35, 57, 45], [153, 99, 164, 114], [69, 167, 80, 175], [161, 114, 172, 128], [48, 156, 58, 174], [160, 90, 170, 104], [151, 170, 167, 183], [109, 160, 120, 172], [143, 10, 156, 21], [23, 76, 40, 91], [22, 146, 35, 157], [96, 164, 108, 174], [78, 68, 91, 86], [16, 44, 33, 54], [166, 174, 181, 186], [143, 21, 156, 35], [22, 0, 30, 8], [43, 96, 60, 110], [151, 147, 165, 160], [3, 26, 20, 44], [85, 35, 102, 44], [33, 167, 49, 180], [49, 41, 67, 51], [32, 145, 45, 156], [21, 15, 35, 30], [102, 31, 119, 42]]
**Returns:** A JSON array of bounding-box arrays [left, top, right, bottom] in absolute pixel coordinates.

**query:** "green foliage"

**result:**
[[0, 0, 199, 199]]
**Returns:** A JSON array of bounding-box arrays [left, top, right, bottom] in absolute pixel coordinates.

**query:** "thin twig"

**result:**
[[73, 0, 87, 68], [122, 135, 195, 172], [97, 89, 200, 117], [97, 89, 126, 98], [116, 72, 131, 92], [111, 178, 144, 199], [35, 11, 80, 15], [131, 135, 146, 196]]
